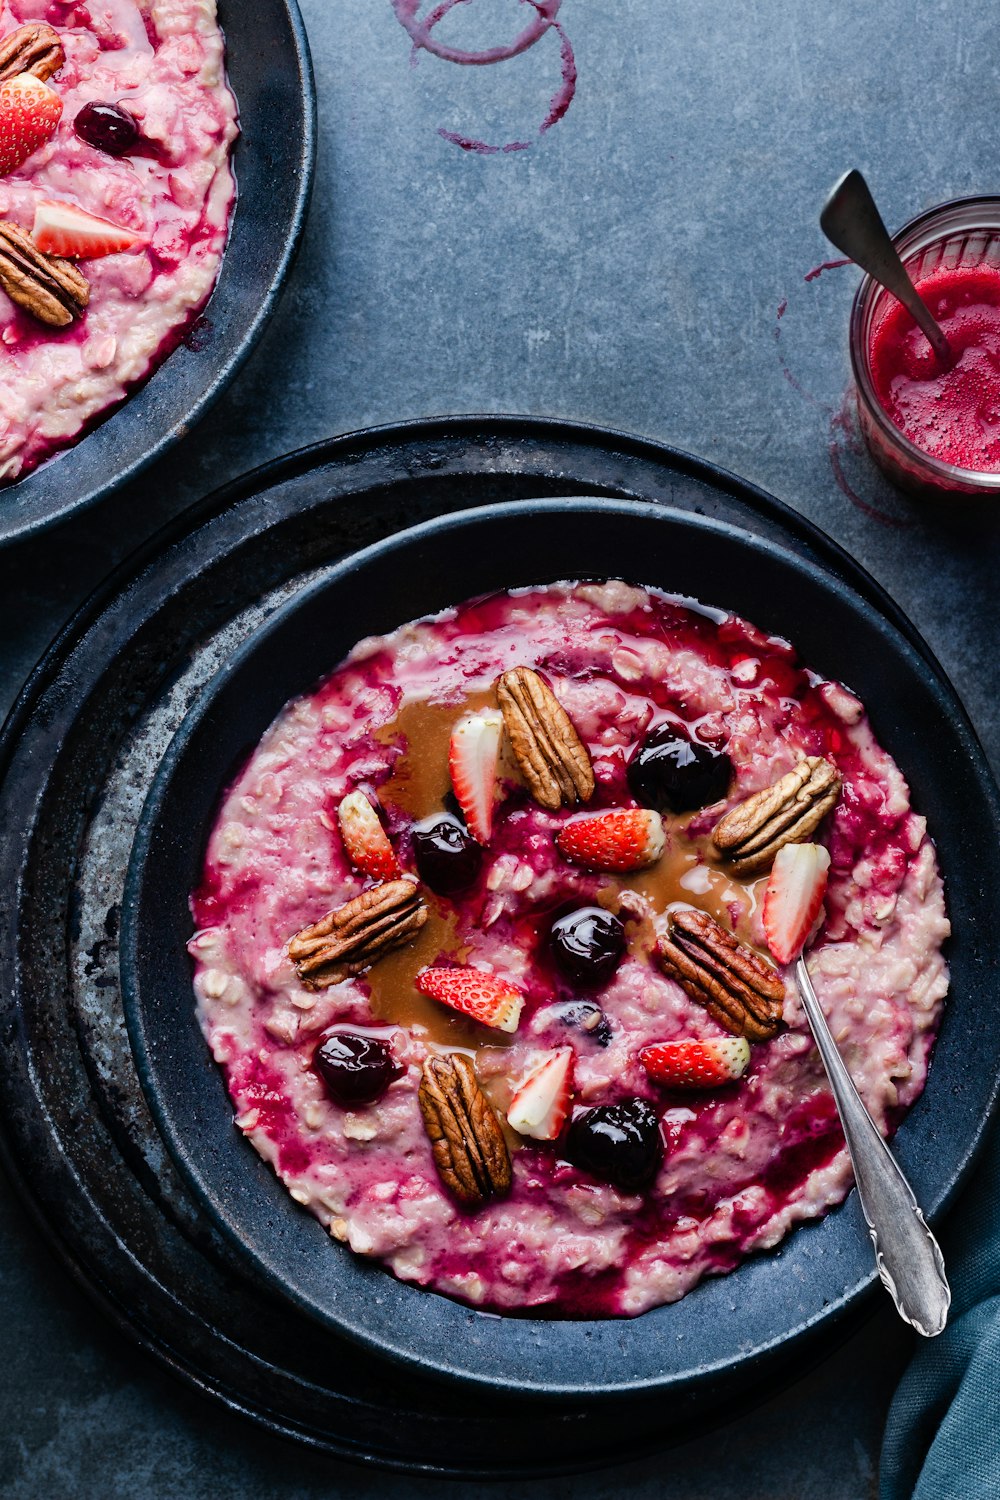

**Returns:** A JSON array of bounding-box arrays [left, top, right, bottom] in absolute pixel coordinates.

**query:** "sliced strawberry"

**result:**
[[337, 789, 400, 882], [762, 841, 831, 964], [0, 75, 62, 176], [448, 709, 502, 844], [640, 1036, 751, 1089], [556, 807, 665, 872], [507, 1047, 574, 1140], [415, 966, 524, 1033], [32, 198, 145, 258]]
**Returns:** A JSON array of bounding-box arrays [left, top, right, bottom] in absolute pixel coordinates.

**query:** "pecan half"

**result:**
[[288, 878, 427, 989], [711, 756, 841, 875], [0, 223, 89, 328], [418, 1053, 512, 1206], [0, 23, 64, 82], [495, 666, 595, 811], [657, 907, 785, 1042]]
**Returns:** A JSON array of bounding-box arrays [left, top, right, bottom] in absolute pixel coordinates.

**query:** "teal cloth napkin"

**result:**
[[880, 1118, 1000, 1499]]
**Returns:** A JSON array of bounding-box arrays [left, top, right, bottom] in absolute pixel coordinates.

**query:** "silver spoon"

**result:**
[[820, 168, 951, 364], [794, 954, 951, 1336]]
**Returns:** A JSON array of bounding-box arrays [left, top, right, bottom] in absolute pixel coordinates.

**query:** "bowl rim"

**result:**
[[0, 0, 317, 544], [121, 495, 1000, 1398]]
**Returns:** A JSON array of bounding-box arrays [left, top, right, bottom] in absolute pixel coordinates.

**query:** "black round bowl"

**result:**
[[122, 498, 1000, 1399], [0, 0, 315, 543]]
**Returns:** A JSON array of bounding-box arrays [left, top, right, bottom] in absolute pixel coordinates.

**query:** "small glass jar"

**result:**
[[850, 195, 1000, 500]]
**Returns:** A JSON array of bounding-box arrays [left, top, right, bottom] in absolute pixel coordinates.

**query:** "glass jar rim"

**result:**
[[849, 193, 1000, 491]]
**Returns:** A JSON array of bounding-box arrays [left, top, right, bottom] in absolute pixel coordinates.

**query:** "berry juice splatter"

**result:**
[[803, 258, 851, 284], [390, 0, 576, 154], [869, 262, 1000, 472]]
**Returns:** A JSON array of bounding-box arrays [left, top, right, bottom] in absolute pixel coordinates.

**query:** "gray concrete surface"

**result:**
[[2, 1, 999, 1495]]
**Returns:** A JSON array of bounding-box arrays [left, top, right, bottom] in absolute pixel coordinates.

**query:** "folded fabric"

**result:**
[[880, 1117, 1000, 1499]]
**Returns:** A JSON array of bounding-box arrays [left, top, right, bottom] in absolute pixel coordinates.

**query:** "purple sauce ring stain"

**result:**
[[391, 0, 577, 154]]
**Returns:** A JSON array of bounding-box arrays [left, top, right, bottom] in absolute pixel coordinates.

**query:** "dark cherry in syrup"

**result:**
[[412, 814, 482, 894], [313, 1032, 402, 1107], [549, 906, 625, 987], [626, 723, 732, 813], [564, 1098, 663, 1190], [74, 101, 140, 156]]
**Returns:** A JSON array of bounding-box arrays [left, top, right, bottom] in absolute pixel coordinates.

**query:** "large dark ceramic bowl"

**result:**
[[122, 498, 1000, 1399], [0, 0, 315, 543]]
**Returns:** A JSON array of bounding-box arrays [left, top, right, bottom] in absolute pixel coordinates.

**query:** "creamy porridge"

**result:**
[[190, 583, 949, 1317]]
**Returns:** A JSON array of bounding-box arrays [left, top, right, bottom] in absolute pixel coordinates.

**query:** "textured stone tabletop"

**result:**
[[1, 2, 998, 1495]]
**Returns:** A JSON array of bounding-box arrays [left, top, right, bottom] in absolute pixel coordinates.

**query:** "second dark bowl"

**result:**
[[0, 0, 315, 542]]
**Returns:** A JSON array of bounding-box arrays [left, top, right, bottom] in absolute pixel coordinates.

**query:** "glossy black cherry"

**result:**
[[74, 101, 140, 156], [549, 906, 624, 986], [412, 814, 482, 894], [564, 1097, 663, 1190], [626, 722, 732, 813], [313, 1032, 402, 1107]]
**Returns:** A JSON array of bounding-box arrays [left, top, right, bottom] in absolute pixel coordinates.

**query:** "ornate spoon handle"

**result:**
[[794, 956, 951, 1337]]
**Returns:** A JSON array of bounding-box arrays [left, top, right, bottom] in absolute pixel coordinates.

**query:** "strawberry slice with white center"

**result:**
[[415, 966, 524, 1033], [448, 709, 503, 845], [0, 75, 62, 177], [32, 198, 145, 258], [640, 1036, 751, 1089], [556, 807, 665, 872], [337, 789, 400, 882], [507, 1047, 574, 1140], [762, 841, 831, 964]]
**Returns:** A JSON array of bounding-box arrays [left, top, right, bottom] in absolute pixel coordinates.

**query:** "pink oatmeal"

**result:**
[[0, 0, 237, 482], [190, 582, 949, 1317]]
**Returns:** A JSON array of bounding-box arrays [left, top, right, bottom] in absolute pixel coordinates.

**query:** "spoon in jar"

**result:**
[[820, 168, 952, 364], [765, 843, 951, 1337]]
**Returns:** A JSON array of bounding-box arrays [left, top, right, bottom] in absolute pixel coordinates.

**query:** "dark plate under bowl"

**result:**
[[0, 0, 315, 544], [122, 498, 1000, 1399]]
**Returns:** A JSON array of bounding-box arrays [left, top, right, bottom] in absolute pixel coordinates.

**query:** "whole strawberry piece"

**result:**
[[507, 1047, 574, 1140], [337, 790, 400, 883], [449, 710, 503, 845], [556, 807, 665, 872], [416, 966, 524, 1033], [640, 1036, 751, 1089], [763, 841, 831, 964], [0, 74, 62, 176]]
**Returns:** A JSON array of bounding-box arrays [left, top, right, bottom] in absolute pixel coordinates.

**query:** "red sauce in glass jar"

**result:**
[[869, 262, 1000, 473]]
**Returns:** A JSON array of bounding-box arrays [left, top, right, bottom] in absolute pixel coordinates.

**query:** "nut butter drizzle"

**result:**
[[358, 688, 771, 1056], [366, 694, 494, 1045], [374, 692, 495, 817]]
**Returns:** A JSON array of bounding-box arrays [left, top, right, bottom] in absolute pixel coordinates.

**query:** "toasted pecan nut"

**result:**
[[0, 222, 89, 328], [288, 878, 426, 989], [419, 1053, 512, 1206], [0, 23, 64, 82], [495, 666, 595, 811], [657, 907, 785, 1042], [711, 756, 841, 875]]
